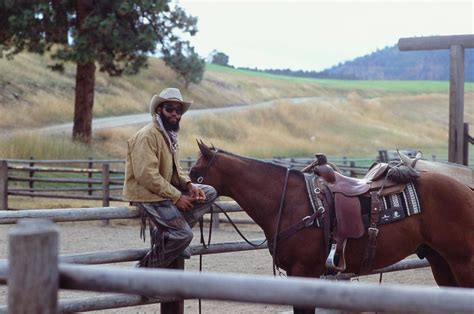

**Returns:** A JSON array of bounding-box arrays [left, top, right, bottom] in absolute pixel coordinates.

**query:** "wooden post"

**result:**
[[102, 164, 110, 207], [187, 156, 192, 171], [350, 161, 356, 177], [398, 35, 474, 165], [8, 219, 59, 313], [161, 258, 185, 314], [88, 157, 93, 195], [0, 160, 8, 210], [449, 44, 465, 164], [29, 156, 35, 192], [211, 204, 220, 229], [463, 123, 470, 166], [101, 164, 110, 226]]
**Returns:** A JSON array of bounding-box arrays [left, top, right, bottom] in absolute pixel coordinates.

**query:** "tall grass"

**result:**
[[177, 91, 471, 159], [0, 132, 104, 160]]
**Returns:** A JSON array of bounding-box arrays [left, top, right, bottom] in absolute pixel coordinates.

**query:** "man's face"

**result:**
[[158, 102, 183, 131]]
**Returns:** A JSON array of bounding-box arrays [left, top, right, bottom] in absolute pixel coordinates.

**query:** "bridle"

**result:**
[[195, 149, 322, 277], [196, 149, 219, 183]]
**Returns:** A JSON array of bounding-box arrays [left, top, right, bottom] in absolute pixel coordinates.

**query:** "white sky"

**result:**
[[178, 0, 473, 71]]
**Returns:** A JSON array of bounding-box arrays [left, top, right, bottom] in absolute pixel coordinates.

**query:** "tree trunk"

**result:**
[[73, 0, 95, 144], [73, 61, 95, 143]]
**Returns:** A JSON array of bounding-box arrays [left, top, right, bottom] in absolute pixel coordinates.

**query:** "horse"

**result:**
[[189, 142, 474, 313]]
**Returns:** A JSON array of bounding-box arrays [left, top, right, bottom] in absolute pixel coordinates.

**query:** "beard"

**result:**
[[159, 112, 181, 132]]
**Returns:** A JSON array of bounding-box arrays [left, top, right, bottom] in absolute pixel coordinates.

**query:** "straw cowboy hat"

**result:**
[[149, 88, 192, 115]]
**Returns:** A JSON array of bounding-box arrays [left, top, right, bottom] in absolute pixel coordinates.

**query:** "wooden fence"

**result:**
[[0, 156, 371, 211], [2, 218, 473, 313]]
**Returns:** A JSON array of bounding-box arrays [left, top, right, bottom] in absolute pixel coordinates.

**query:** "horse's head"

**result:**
[[189, 141, 222, 190]]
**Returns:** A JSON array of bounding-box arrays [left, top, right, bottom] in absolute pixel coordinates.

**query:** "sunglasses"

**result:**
[[163, 105, 183, 115]]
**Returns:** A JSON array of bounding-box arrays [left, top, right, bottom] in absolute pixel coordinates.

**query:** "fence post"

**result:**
[[463, 123, 470, 166], [187, 156, 193, 171], [8, 219, 59, 313], [211, 204, 220, 229], [342, 156, 348, 175], [350, 161, 356, 177], [0, 160, 8, 210], [101, 164, 110, 226], [88, 157, 93, 195], [161, 258, 185, 314], [29, 156, 35, 192]]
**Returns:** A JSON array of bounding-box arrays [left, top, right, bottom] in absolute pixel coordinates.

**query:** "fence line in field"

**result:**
[[0, 156, 370, 211]]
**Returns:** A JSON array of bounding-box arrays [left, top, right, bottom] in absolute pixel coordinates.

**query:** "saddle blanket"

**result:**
[[361, 182, 421, 226], [304, 174, 422, 227]]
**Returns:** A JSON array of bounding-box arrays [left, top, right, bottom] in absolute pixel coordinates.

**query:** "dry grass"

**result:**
[[87, 91, 472, 161], [2, 52, 473, 162], [0, 131, 101, 160], [0, 53, 327, 130]]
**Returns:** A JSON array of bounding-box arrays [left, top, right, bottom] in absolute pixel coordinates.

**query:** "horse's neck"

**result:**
[[221, 160, 281, 229]]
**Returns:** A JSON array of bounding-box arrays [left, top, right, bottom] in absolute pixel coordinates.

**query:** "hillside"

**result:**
[[1, 52, 473, 161], [318, 45, 474, 81], [246, 45, 474, 82], [0, 53, 329, 130]]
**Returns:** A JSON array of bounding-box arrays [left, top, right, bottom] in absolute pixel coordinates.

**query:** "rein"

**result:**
[[197, 149, 267, 247], [196, 150, 319, 277], [272, 168, 290, 276]]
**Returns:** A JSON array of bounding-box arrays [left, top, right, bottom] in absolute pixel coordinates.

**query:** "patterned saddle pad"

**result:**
[[304, 174, 422, 227]]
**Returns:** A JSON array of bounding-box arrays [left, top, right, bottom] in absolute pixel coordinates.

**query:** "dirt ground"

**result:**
[[0, 213, 437, 313]]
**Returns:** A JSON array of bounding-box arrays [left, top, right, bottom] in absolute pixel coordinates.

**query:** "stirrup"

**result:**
[[325, 243, 338, 269], [325, 241, 347, 272]]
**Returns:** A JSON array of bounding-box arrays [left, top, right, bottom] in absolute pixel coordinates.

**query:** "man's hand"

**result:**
[[187, 183, 206, 202], [175, 195, 194, 211]]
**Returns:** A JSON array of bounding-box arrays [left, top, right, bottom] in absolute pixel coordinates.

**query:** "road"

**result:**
[[35, 96, 325, 135]]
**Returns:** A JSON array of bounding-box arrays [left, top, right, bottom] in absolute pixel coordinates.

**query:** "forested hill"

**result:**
[[317, 45, 474, 81], [242, 45, 474, 81]]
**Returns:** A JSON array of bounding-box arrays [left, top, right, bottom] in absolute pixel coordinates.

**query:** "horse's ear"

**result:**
[[197, 139, 213, 159]]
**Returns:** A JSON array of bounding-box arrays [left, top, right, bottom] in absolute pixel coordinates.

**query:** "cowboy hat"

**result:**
[[149, 88, 192, 116]]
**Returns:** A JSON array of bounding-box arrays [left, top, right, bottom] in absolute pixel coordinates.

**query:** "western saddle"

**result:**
[[307, 154, 416, 274]]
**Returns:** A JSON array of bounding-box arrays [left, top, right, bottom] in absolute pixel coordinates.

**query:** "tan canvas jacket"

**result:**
[[122, 120, 190, 203]]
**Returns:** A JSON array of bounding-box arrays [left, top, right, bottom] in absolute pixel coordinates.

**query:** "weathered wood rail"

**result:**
[[0, 157, 371, 211], [0, 203, 439, 312], [3, 219, 473, 313]]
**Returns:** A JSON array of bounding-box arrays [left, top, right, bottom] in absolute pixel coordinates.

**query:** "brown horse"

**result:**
[[190, 143, 474, 312]]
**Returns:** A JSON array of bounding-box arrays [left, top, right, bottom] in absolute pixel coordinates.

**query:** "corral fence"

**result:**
[[0, 216, 472, 313], [0, 155, 373, 213], [0, 149, 441, 212]]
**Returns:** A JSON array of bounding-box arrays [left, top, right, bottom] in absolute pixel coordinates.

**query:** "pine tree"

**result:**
[[0, 0, 199, 143]]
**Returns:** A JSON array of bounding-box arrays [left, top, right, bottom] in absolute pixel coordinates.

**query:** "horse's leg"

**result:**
[[288, 264, 323, 314], [444, 256, 474, 288], [417, 244, 458, 287]]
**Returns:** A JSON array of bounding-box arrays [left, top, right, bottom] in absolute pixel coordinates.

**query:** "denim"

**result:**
[[134, 184, 217, 268]]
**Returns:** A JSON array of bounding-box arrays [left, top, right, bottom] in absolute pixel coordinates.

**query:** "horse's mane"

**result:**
[[213, 148, 304, 179]]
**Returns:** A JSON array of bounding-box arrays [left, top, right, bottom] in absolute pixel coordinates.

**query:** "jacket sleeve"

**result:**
[[129, 134, 182, 203], [176, 150, 191, 190]]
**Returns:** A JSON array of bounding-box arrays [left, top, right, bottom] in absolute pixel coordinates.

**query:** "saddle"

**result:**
[[309, 154, 417, 274]]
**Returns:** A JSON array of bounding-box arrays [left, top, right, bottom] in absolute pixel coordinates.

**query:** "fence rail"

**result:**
[[3, 219, 473, 313], [3, 203, 469, 313], [0, 156, 372, 211]]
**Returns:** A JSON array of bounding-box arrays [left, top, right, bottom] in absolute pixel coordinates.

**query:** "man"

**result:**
[[123, 87, 217, 268]]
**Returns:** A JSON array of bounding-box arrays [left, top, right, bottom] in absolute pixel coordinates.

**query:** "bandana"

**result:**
[[155, 114, 178, 153]]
